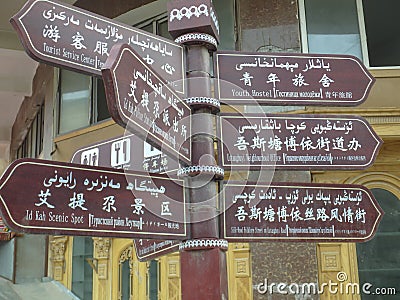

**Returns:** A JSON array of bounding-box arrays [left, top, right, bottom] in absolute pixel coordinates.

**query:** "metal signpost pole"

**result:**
[[179, 44, 228, 299], [167, 1, 228, 299]]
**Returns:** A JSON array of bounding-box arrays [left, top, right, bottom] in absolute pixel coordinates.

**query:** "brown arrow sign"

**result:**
[[70, 133, 181, 175], [215, 51, 375, 106], [10, 0, 185, 94], [134, 239, 180, 262], [102, 43, 191, 165], [219, 113, 382, 170], [222, 181, 384, 242], [0, 159, 188, 239]]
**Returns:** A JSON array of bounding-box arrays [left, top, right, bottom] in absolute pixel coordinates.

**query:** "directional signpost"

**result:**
[[215, 51, 375, 106], [8, 0, 385, 299], [222, 182, 383, 242], [219, 113, 382, 170], [0, 159, 188, 239], [102, 43, 191, 165], [10, 0, 185, 94]]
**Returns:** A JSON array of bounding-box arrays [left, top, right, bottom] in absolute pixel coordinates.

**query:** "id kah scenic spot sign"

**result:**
[[102, 44, 191, 165], [219, 114, 382, 170], [223, 182, 383, 242], [11, 0, 185, 94], [215, 51, 375, 106], [0, 159, 188, 239]]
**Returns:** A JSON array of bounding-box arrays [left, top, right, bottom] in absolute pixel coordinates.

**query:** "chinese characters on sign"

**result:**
[[11, 0, 185, 93], [0, 159, 188, 239], [215, 51, 375, 105], [71, 134, 180, 174], [223, 182, 383, 242], [102, 44, 191, 165], [219, 114, 382, 170]]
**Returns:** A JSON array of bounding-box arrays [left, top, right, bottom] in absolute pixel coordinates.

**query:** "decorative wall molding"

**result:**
[[49, 236, 68, 281], [93, 237, 111, 259], [119, 244, 133, 264], [50, 236, 68, 262]]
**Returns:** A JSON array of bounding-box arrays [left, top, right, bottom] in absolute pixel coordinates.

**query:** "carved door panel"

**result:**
[[227, 243, 252, 300]]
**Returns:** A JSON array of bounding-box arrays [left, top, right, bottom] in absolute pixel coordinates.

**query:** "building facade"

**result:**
[[0, 0, 399, 299]]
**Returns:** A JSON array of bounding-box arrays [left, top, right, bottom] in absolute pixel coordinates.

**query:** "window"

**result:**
[[71, 237, 93, 300], [238, 0, 300, 53], [58, 69, 91, 134], [16, 103, 44, 159], [120, 257, 131, 300], [57, 70, 110, 135], [118, 244, 134, 300], [301, 0, 363, 59], [147, 260, 159, 300], [356, 189, 400, 299], [362, 0, 400, 67], [134, 13, 172, 39], [94, 77, 110, 122], [300, 0, 400, 68]]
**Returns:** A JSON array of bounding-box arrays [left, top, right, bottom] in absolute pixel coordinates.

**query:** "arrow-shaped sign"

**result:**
[[0, 158, 188, 239], [134, 239, 180, 262], [219, 113, 382, 170], [215, 51, 375, 106], [11, 0, 185, 94], [222, 181, 384, 242], [102, 43, 192, 165]]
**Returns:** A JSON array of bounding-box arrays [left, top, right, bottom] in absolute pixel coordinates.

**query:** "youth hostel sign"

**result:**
[[215, 51, 375, 106]]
